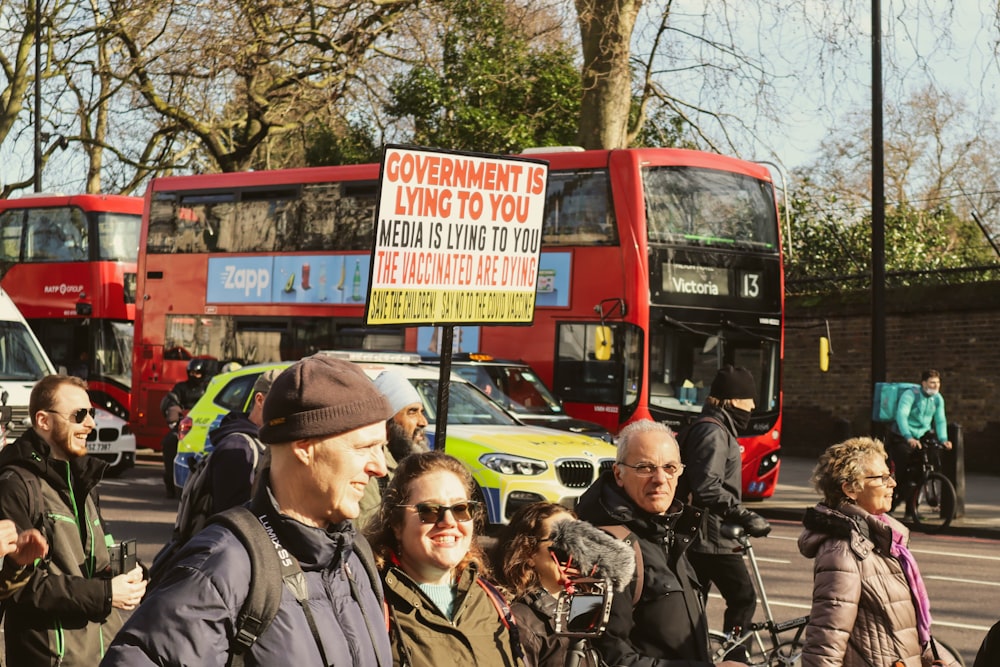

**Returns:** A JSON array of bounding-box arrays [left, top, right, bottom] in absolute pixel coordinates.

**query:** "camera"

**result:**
[[108, 539, 137, 576], [554, 578, 613, 637]]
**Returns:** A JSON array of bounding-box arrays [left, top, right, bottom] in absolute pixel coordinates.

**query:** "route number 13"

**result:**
[[740, 271, 762, 298]]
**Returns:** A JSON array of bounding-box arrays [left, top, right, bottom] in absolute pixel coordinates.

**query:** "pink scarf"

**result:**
[[876, 514, 933, 644]]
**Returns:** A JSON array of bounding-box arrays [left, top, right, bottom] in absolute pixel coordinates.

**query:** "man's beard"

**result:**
[[386, 419, 429, 462]]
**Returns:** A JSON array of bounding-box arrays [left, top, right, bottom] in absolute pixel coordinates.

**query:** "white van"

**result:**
[[0, 290, 135, 475]]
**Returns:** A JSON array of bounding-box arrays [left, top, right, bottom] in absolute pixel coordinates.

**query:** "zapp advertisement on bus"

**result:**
[[365, 145, 548, 326]]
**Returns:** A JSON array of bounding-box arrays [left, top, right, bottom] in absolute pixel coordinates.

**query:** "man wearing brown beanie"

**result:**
[[103, 354, 394, 667], [678, 364, 771, 663]]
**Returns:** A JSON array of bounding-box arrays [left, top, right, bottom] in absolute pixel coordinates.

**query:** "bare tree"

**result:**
[[797, 85, 1000, 232], [105, 0, 418, 173]]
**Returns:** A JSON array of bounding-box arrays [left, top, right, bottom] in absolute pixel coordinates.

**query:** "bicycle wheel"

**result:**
[[910, 471, 956, 534]]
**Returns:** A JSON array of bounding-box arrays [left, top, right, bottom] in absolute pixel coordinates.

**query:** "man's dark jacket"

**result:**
[[207, 410, 266, 514], [0, 429, 122, 666], [679, 405, 744, 554], [575, 470, 711, 667]]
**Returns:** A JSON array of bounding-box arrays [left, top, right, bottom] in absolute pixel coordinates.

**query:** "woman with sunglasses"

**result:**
[[497, 502, 603, 667], [798, 437, 959, 666], [367, 451, 520, 667]]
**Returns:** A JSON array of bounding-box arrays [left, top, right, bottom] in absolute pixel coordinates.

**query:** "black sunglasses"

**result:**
[[548, 545, 572, 566], [44, 407, 96, 424], [397, 501, 482, 524]]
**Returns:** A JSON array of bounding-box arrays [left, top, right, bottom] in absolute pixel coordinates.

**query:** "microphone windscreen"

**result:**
[[549, 520, 636, 592]]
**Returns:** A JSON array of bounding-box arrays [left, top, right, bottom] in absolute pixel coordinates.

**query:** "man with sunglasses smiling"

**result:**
[[576, 419, 745, 667], [0, 374, 147, 666], [104, 354, 395, 667]]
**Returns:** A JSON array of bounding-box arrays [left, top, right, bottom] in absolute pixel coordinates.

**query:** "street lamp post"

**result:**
[[33, 0, 43, 192], [871, 0, 886, 394]]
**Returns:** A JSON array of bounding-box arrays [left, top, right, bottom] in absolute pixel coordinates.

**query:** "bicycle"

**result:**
[[707, 523, 808, 666], [905, 434, 957, 534]]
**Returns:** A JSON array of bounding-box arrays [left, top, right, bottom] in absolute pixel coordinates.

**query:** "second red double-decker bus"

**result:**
[[131, 148, 783, 498], [0, 194, 142, 420]]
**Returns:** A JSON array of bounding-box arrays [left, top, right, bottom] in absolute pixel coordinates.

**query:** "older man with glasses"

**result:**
[[0, 374, 147, 666], [576, 419, 745, 667]]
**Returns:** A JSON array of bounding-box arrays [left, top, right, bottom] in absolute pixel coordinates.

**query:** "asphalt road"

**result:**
[[2, 455, 994, 665]]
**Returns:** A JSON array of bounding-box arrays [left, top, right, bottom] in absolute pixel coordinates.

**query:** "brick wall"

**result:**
[[783, 281, 1000, 474]]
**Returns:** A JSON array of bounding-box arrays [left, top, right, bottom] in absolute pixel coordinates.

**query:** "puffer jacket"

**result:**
[[101, 477, 392, 667], [511, 589, 601, 667], [575, 471, 710, 667], [798, 502, 931, 667], [383, 562, 520, 667], [0, 429, 122, 667], [678, 405, 744, 554]]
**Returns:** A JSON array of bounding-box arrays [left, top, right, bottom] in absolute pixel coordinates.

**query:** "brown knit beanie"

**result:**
[[258, 354, 393, 444]]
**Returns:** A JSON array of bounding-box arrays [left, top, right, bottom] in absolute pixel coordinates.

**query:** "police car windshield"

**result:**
[[409, 379, 518, 426]]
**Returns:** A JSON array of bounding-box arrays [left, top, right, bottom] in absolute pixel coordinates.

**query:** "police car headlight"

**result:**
[[479, 453, 548, 476]]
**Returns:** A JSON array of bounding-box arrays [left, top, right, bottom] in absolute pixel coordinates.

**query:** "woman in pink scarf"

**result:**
[[797, 437, 960, 667]]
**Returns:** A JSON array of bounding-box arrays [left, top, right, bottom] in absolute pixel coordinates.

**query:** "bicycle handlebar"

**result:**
[[720, 522, 750, 543]]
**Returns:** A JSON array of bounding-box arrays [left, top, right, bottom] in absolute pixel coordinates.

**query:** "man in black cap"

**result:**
[[103, 354, 394, 667], [678, 364, 771, 661]]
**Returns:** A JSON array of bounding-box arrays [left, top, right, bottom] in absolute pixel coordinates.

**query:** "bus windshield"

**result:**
[[643, 166, 778, 250], [99, 321, 134, 385], [97, 212, 141, 261], [647, 323, 780, 417]]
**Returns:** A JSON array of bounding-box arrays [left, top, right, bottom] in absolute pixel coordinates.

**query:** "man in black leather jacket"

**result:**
[[679, 365, 771, 657]]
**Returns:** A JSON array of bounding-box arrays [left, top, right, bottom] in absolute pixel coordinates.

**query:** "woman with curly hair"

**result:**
[[365, 450, 519, 667], [497, 502, 603, 667], [798, 437, 959, 667]]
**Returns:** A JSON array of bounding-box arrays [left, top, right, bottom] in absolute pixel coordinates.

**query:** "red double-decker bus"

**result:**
[[0, 194, 142, 420], [410, 148, 785, 498], [131, 148, 784, 498]]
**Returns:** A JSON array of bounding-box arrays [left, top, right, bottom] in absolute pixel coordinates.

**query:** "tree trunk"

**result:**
[[575, 0, 642, 150]]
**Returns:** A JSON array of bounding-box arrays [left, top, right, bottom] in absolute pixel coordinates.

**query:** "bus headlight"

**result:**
[[479, 453, 548, 476], [757, 451, 780, 476]]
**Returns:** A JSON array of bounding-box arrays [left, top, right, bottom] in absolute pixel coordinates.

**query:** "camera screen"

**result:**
[[566, 594, 605, 633]]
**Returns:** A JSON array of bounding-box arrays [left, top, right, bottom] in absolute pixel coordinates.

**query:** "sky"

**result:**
[[682, 0, 1000, 172], [2, 0, 998, 194]]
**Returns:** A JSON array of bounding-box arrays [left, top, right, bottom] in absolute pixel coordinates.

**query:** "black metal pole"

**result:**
[[871, 0, 887, 393], [434, 326, 454, 452], [33, 0, 42, 192]]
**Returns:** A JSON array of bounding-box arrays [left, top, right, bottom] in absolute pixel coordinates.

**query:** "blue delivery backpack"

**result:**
[[871, 382, 920, 423]]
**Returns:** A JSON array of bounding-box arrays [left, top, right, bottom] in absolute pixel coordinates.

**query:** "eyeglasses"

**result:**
[[43, 407, 96, 424], [617, 461, 685, 478], [864, 472, 895, 486], [397, 501, 482, 524]]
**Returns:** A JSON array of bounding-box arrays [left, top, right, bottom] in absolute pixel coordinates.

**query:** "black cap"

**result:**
[[709, 365, 757, 401]]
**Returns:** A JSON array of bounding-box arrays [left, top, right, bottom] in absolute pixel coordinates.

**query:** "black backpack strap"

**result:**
[[598, 524, 643, 606], [210, 507, 330, 667], [210, 508, 285, 667]]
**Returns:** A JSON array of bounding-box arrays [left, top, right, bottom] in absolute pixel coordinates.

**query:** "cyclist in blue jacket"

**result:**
[[891, 369, 953, 516]]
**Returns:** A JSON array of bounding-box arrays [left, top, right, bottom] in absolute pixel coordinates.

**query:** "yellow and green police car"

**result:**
[[174, 351, 617, 524]]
